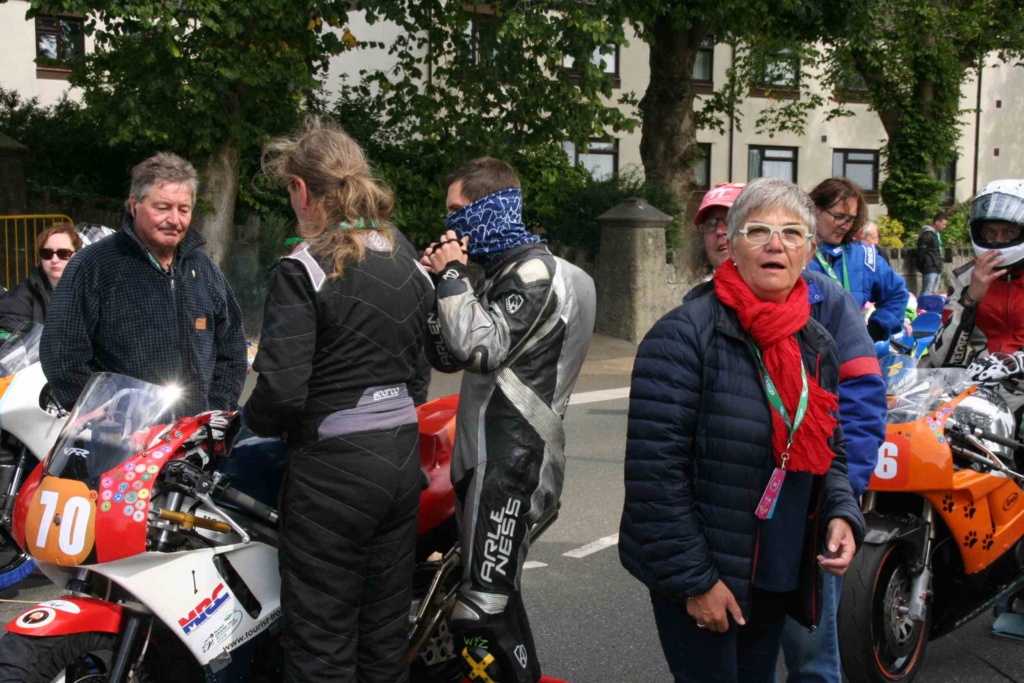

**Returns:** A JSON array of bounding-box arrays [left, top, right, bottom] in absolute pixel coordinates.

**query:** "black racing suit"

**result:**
[[244, 233, 435, 683], [427, 244, 596, 682]]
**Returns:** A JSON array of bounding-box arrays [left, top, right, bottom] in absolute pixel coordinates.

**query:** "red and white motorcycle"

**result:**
[[0, 372, 465, 682]]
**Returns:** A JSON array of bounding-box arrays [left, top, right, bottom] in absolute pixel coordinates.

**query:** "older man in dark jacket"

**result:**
[[41, 153, 246, 416]]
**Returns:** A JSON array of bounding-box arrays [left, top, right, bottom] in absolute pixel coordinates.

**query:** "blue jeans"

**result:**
[[919, 271, 941, 297], [779, 573, 843, 683], [651, 588, 788, 683]]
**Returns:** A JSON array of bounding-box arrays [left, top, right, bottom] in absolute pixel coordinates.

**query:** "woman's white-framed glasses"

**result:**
[[738, 222, 811, 248]]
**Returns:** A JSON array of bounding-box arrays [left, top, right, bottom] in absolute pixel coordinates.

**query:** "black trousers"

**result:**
[[279, 423, 421, 683], [650, 588, 790, 683]]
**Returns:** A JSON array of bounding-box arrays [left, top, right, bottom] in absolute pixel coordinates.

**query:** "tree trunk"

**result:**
[[197, 142, 240, 266], [638, 15, 711, 213]]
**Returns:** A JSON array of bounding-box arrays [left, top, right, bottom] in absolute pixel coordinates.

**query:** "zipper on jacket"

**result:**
[[747, 520, 762, 620]]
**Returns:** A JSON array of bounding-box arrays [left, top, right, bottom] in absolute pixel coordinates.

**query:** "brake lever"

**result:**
[[192, 474, 251, 544]]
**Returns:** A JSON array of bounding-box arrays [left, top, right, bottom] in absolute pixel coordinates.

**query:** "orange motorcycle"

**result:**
[[839, 356, 1024, 683]]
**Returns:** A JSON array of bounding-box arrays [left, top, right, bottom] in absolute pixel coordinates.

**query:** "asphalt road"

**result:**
[[3, 334, 1024, 681]]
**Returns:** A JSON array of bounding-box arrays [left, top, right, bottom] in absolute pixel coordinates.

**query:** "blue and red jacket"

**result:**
[[808, 242, 910, 339]]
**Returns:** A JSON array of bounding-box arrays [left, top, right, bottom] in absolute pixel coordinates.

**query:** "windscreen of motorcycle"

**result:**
[[882, 357, 974, 423], [45, 373, 180, 481], [0, 322, 43, 377]]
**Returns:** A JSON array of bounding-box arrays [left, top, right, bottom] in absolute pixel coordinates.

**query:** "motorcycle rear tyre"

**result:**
[[839, 541, 929, 683], [0, 632, 159, 682]]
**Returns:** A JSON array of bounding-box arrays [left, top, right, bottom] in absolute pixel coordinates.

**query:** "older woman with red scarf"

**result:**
[[619, 178, 866, 682]]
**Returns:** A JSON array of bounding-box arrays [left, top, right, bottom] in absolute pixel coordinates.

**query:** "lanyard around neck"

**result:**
[[746, 339, 808, 470], [815, 249, 849, 292]]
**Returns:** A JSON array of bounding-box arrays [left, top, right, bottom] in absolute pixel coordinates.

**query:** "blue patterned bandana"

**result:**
[[445, 188, 543, 265]]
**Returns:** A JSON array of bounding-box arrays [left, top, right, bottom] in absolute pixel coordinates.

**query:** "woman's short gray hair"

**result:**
[[726, 178, 817, 246], [129, 152, 199, 206]]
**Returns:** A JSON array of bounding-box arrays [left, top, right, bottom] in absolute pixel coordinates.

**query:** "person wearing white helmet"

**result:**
[[923, 179, 1024, 439]]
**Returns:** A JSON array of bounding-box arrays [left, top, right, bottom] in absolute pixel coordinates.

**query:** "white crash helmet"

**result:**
[[969, 179, 1024, 267], [77, 223, 117, 247]]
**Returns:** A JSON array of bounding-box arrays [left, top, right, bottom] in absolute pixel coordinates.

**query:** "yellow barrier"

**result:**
[[0, 214, 75, 291]]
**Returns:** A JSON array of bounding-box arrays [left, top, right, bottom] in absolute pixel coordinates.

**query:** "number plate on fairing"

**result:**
[[24, 476, 97, 566]]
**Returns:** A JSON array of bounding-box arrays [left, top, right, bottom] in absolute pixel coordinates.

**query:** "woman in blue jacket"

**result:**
[[807, 177, 910, 341], [620, 179, 865, 682]]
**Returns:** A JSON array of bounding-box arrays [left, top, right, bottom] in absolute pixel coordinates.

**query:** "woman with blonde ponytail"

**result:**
[[244, 117, 437, 683]]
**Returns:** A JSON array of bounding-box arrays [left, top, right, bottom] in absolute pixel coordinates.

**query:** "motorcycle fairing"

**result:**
[[416, 395, 457, 536], [0, 364, 68, 461], [872, 385, 1024, 575], [5, 597, 123, 637], [90, 542, 281, 666]]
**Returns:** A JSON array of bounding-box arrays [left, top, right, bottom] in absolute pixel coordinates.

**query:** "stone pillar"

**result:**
[[596, 198, 672, 344]]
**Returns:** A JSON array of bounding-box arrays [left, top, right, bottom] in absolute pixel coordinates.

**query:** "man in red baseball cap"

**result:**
[[691, 182, 746, 278]]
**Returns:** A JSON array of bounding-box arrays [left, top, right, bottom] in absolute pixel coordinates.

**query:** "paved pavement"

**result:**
[[2, 333, 1023, 681]]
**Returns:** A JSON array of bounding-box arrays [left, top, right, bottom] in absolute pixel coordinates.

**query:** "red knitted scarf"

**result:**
[[713, 260, 839, 474]]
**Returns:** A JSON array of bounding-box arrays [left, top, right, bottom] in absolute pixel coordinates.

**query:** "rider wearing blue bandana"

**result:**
[[806, 178, 910, 342], [422, 158, 596, 683]]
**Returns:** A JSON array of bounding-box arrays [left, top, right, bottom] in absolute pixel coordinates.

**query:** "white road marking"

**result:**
[[523, 561, 548, 569], [563, 533, 619, 559], [569, 387, 630, 405]]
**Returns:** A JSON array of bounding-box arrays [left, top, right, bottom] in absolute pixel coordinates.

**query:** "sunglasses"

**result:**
[[40, 248, 75, 261]]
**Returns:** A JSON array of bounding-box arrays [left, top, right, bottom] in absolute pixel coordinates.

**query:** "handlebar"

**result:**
[[218, 485, 279, 525], [969, 424, 1024, 452]]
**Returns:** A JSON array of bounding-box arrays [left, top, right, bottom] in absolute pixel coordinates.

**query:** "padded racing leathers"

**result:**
[[428, 244, 596, 682]]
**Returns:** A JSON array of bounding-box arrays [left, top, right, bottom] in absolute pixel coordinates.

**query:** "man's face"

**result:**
[[130, 182, 193, 255], [446, 180, 472, 215], [860, 224, 880, 246], [700, 207, 731, 270], [935, 217, 948, 231]]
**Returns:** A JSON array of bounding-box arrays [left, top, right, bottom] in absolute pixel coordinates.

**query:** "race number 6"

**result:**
[[875, 442, 899, 480]]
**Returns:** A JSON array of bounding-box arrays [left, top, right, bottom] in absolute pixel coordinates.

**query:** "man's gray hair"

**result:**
[[726, 178, 818, 248], [129, 152, 199, 206]]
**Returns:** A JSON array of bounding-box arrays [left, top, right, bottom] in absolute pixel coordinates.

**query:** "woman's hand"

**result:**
[[422, 230, 469, 274], [817, 518, 857, 576], [967, 249, 1007, 303], [685, 580, 746, 633]]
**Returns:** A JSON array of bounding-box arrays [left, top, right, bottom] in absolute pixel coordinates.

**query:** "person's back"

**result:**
[[247, 236, 433, 433]]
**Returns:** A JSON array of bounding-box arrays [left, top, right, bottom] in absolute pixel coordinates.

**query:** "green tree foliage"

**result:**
[[355, 0, 637, 154], [25, 0, 357, 262], [817, 0, 1024, 230], [0, 87, 145, 209]]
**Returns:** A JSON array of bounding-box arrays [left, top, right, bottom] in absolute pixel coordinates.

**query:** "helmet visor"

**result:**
[[970, 192, 1024, 249]]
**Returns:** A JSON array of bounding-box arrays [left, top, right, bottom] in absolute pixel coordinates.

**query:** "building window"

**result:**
[[752, 49, 800, 96], [35, 15, 84, 68], [748, 146, 798, 183], [832, 149, 879, 194], [692, 36, 714, 84], [694, 143, 711, 190], [563, 45, 619, 79], [466, 14, 498, 66], [938, 160, 956, 206], [564, 139, 619, 180], [835, 69, 869, 103]]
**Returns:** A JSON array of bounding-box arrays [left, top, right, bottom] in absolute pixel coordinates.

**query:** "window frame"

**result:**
[[563, 44, 621, 88], [938, 159, 957, 207], [832, 148, 880, 201], [691, 35, 715, 94], [34, 14, 85, 76], [747, 145, 799, 184], [751, 49, 801, 100], [564, 138, 620, 179], [694, 142, 712, 190]]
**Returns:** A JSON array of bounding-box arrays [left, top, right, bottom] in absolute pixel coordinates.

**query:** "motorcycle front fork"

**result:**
[[861, 493, 934, 624], [106, 604, 152, 683], [0, 445, 29, 525]]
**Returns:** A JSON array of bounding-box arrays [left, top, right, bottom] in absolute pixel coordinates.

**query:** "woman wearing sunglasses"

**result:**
[[621, 178, 865, 682], [806, 177, 910, 342], [0, 223, 82, 334]]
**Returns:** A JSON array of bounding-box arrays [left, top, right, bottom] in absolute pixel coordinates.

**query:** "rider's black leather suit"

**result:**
[[429, 243, 596, 682]]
